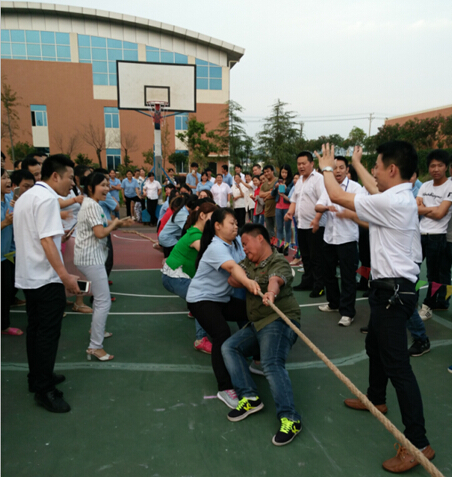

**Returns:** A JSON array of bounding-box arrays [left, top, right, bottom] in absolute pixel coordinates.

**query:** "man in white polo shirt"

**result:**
[[285, 151, 326, 297], [211, 173, 231, 207], [315, 156, 362, 326], [416, 149, 452, 319], [317, 142, 434, 473], [14, 154, 80, 413]]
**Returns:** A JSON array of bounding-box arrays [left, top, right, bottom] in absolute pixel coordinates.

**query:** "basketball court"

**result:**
[[1, 227, 451, 477]]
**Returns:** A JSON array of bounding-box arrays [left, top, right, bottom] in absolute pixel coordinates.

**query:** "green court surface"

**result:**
[[2, 266, 452, 477]]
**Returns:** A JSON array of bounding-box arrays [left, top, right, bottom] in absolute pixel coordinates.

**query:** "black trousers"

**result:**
[[1, 259, 14, 330], [188, 298, 248, 391], [105, 234, 114, 277], [125, 195, 139, 217], [323, 241, 359, 318], [146, 199, 159, 226], [24, 283, 66, 394], [234, 207, 246, 229], [297, 227, 325, 290], [366, 281, 428, 448], [358, 226, 371, 287]]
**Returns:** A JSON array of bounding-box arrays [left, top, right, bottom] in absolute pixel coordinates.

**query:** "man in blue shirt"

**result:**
[[222, 164, 233, 187], [109, 170, 121, 219], [186, 162, 201, 191]]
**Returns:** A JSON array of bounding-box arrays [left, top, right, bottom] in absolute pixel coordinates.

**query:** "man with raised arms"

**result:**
[[317, 142, 434, 473]]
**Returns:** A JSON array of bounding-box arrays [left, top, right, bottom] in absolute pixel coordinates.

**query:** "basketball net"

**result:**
[[146, 101, 169, 129]]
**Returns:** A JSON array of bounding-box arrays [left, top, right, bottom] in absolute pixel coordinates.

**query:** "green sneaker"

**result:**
[[227, 397, 264, 422], [272, 417, 302, 446]]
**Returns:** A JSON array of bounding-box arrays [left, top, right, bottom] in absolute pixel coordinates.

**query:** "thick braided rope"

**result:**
[[122, 229, 158, 243], [258, 290, 443, 477]]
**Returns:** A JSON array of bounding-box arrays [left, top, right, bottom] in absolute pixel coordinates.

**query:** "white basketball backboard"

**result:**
[[116, 61, 196, 112]]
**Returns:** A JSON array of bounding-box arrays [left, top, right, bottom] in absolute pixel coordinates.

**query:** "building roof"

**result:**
[[0, 1, 245, 66], [386, 104, 452, 122]]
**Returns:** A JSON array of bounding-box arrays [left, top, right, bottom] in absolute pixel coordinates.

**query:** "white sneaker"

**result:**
[[338, 316, 354, 327], [318, 304, 339, 312], [419, 304, 432, 321], [249, 360, 264, 376], [297, 267, 305, 273], [217, 389, 239, 409]]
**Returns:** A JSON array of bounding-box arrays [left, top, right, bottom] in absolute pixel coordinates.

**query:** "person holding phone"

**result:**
[[75, 172, 133, 361]]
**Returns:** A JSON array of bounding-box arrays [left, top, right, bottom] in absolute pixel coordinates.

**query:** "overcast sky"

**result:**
[[29, 0, 452, 141]]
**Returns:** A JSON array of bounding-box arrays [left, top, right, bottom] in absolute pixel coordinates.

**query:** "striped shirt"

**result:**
[[74, 197, 108, 266]]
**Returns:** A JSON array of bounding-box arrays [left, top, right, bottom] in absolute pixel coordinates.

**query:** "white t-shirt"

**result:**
[[231, 183, 248, 209], [417, 179, 452, 234], [355, 182, 420, 283], [290, 170, 327, 228], [143, 179, 162, 200], [14, 182, 64, 289], [211, 183, 232, 207], [317, 178, 362, 245], [74, 197, 109, 266]]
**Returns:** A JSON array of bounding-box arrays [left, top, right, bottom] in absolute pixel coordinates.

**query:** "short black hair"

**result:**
[[426, 149, 450, 168], [168, 168, 174, 173], [234, 164, 242, 169], [263, 164, 274, 172], [82, 172, 108, 197], [240, 223, 271, 245], [335, 156, 348, 166], [148, 172, 155, 177], [13, 159, 22, 169], [252, 163, 262, 169], [41, 154, 74, 181], [10, 169, 35, 187], [376, 140, 418, 181], [190, 162, 198, 168], [297, 151, 313, 162], [21, 157, 39, 170], [221, 164, 229, 171], [93, 167, 108, 175]]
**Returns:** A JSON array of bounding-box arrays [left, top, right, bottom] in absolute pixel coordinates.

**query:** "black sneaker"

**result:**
[[29, 373, 66, 393], [34, 389, 71, 413], [227, 397, 264, 422], [293, 283, 313, 291], [309, 288, 324, 298], [409, 338, 430, 357], [272, 417, 302, 446]]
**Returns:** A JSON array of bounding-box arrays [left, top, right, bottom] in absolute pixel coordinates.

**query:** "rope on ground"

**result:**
[[121, 230, 158, 243], [257, 290, 443, 477]]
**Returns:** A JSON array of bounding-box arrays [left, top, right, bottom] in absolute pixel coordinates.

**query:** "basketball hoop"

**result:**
[[146, 100, 169, 129]]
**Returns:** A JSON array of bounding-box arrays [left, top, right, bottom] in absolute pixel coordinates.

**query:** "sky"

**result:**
[[27, 0, 452, 141]]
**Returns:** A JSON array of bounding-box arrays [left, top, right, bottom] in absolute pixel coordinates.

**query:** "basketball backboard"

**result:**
[[116, 61, 196, 112]]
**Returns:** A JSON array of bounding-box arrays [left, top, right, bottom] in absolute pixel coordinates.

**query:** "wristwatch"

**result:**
[[321, 166, 334, 173]]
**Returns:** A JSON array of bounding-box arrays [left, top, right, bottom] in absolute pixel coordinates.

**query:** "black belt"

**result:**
[[369, 278, 413, 291]]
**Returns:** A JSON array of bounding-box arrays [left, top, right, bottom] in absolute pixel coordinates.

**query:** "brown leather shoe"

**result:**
[[344, 397, 388, 414], [382, 443, 435, 473]]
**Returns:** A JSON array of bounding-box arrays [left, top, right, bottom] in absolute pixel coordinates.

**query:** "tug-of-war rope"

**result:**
[[258, 290, 443, 477]]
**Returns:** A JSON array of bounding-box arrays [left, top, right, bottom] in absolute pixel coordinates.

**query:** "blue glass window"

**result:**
[[196, 78, 208, 89], [1, 30, 10, 42], [78, 35, 90, 47], [26, 31, 40, 43], [57, 45, 71, 58], [195, 60, 222, 90], [79, 48, 91, 60], [56, 33, 70, 45], [123, 49, 138, 61], [91, 37, 106, 48], [41, 32, 55, 44], [27, 44, 41, 56], [175, 53, 188, 64], [1, 43, 11, 56], [93, 74, 108, 85], [11, 30, 25, 42], [175, 113, 189, 130], [31, 105, 47, 127], [104, 107, 119, 129], [210, 79, 222, 90], [42, 44, 56, 57], [11, 43, 26, 56], [107, 148, 121, 170], [92, 48, 107, 60]]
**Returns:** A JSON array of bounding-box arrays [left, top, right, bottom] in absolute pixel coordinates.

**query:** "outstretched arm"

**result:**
[[351, 146, 379, 195]]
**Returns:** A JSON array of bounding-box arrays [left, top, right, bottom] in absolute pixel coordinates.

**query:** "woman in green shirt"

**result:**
[[162, 201, 217, 353]]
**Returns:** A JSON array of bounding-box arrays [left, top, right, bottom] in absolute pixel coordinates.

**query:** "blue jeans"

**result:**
[[275, 208, 291, 244], [293, 218, 300, 258], [162, 274, 207, 340], [222, 318, 301, 422], [253, 214, 265, 225]]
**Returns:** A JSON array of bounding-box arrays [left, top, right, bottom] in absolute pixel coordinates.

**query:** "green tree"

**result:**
[[6, 141, 37, 163], [256, 99, 301, 168], [343, 127, 367, 150], [74, 153, 96, 167], [216, 100, 248, 165], [439, 115, 452, 148], [176, 117, 219, 168], [1, 76, 21, 162]]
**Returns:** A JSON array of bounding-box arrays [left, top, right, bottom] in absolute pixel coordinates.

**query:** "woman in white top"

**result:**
[[231, 174, 248, 229], [142, 172, 162, 226], [74, 172, 133, 361]]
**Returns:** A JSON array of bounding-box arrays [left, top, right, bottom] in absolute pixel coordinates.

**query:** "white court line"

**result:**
[[111, 292, 174, 298], [11, 310, 188, 316], [111, 268, 161, 271]]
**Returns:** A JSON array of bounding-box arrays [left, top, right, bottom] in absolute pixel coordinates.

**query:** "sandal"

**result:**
[[2, 327, 24, 336], [86, 349, 114, 361], [72, 303, 93, 313]]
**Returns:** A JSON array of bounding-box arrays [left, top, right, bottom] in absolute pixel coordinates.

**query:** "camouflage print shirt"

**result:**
[[240, 248, 300, 331]]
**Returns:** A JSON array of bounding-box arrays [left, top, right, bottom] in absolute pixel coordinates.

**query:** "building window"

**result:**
[[104, 107, 119, 129], [175, 113, 189, 130], [195, 59, 222, 90], [1, 30, 70, 61], [145, 47, 188, 65], [30, 105, 47, 126], [106, 148, 121, 170], [173, 150, 189, 173], [78, 35, 138, 86]]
